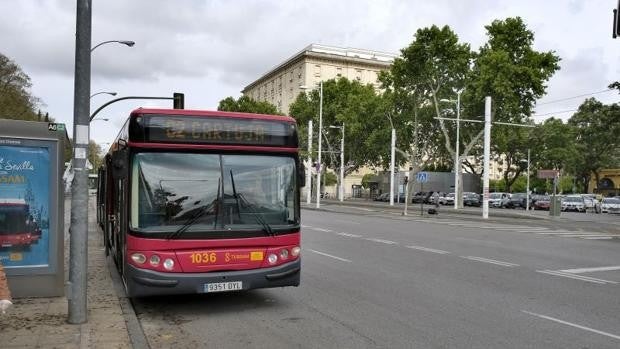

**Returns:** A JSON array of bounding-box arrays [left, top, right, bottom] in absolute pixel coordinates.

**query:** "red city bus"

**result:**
[[0, 199, 41, 248], [98, 108, 302, 297]]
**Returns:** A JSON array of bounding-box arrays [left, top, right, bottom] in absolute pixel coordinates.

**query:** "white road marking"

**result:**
[[307, 249, 352, 263], [558, 234, 618, 238], [337, 232, 362, 238], [405, 245, 450, 254], [301, 225, 312, 228], [537, 270, 617, 284], [536, 232, 589, 235], [461, 256, 520, 267], [580, 236, 615, 240], [312, 228, 332, 232], [560, 265, 620, 274], [522, 310, 620, 341], [365, 238, 398, 245]]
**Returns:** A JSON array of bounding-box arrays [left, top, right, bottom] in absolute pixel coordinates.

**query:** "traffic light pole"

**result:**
[[89, 94, 183, 121]]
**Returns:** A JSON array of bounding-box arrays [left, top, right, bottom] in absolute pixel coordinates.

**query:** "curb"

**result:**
[[107, 255, 151, 349]]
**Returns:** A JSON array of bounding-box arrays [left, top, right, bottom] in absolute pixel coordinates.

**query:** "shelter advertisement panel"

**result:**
[[0, 141, 52, 269]]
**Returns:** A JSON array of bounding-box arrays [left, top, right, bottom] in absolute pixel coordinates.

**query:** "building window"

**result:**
[[336, 67, 342, 77], [314, 64, 321, 77], [355, 69, 362, 81]]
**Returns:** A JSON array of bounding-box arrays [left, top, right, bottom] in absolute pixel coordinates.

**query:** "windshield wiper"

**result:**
[[229, 170, 274, 237], [165, 201, 216, 239]]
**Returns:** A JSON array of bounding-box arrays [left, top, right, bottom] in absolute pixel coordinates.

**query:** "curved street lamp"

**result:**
[[90, 117, 109, 123], [90, 91, 117, 99], [91, 40, 135, 52]]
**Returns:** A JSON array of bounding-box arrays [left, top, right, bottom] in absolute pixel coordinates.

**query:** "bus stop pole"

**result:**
[[68, 0, 92, 324], [306, 120, 312, 204]]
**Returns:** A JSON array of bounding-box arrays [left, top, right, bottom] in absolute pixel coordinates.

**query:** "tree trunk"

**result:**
[[0, 263, 11, 301]]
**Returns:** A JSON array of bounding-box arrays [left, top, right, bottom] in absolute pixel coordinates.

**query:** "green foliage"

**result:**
[[0, 52, 49, 121], [217, 95, 281, 115], [465, 17, 560, 191], [289, 78, 388, 175], [568, 98, 620, 192], [323, 172, 338, 187], [530, 118, 578, 172], [88, 141, 104, 173], [361, 173, 375, 189], [380, 25, 472, 170]]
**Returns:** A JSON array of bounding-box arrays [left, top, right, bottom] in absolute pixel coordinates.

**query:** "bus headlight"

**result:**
[[149, 255, 161, 266], [267, 253, 278, 265], [131, 253, 146, 264], [163, 258, 175, 270], [279, 249, 289, 260], [291, 246, 301, 257]]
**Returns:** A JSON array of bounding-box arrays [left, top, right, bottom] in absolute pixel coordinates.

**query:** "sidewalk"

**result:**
[[309, 198, 550, 221], [0, 197, 133, 348]]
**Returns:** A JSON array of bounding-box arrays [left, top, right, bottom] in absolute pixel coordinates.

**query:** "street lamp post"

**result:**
[[316, 81, 323, 209], [90, 91, 116, 99], [90, 117, 109, 122], [329, 124, 345, 202], [91, 40, 135, 52]]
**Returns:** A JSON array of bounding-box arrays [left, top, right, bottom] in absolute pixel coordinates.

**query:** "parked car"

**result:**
[[581, 194, 601, 213], [489, 192, 510, 208], [463, 192, 482, 207], [411, 192, 427, 203], [504, 193, 530, 209], [533, 195, 551, 210], [430, 192, 448, 205], [601, 198, 620, 214], [561, 195, 586, 212], [444, 192, 455, 205], [374, 193, 389, 201]]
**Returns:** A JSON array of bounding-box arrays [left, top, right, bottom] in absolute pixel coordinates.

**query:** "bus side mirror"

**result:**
[[112, 149, 128, 180]]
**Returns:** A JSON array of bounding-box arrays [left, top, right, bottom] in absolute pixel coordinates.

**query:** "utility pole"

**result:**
[[526, 148, 530, 211], [68, 0, 92, 324], [306, 120, 313, 204], [482, 97, 491, 219], [339, 123, 344, 202], [389, 128, 396, 206], [454, 90, 462, 209], [315, 82, 323, 209]]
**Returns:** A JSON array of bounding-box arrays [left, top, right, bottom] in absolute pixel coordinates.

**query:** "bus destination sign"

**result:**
[[130, 114, 298, 147]]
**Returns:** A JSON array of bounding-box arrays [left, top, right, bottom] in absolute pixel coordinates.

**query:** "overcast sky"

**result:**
[[1, 0, 619, 146]]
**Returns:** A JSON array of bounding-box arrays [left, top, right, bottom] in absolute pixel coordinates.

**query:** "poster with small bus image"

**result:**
[[0, 143, 51, 268]]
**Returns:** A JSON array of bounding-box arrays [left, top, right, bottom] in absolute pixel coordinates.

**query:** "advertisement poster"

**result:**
[[0, 144, 50, 268]]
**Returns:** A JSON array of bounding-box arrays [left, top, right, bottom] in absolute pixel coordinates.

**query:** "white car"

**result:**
[[601, 198, 620, 214], [561, 196, 586, 212], [489, 192, 510, 208]]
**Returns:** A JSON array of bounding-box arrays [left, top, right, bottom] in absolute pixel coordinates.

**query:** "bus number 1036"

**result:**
[[190, 252, 217, 264]]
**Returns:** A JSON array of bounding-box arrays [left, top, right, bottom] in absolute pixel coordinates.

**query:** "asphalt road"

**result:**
[[132, 208, 620, 348]]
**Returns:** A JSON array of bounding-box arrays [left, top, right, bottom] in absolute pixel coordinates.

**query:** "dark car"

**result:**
[[374, 193, 389, 201], [463, 192, 482, 207], [411, 192, 427, 203], [505, 193, 530, 209]]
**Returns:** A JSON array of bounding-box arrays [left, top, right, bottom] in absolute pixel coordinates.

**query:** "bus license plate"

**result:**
[[204, 281, 243, 293]]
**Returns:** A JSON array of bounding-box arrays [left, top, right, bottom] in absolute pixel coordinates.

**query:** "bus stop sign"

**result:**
[[416, 172, 428, 183]]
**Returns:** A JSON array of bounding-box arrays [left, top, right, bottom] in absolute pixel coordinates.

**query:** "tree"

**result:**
[[88, 141, 104, 172], [379, 24, 472, 205], [530, 118, 578, 172], [289, 78, 389, 176], [465, 17, 560, 192], [0, 52, 44, 121], [568, 98, 620, 192], [217, 95, 281, 115]]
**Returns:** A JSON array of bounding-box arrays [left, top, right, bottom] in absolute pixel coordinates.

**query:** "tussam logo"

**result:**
[[48, 123, 65, 131], [0, 158, 35, 171]]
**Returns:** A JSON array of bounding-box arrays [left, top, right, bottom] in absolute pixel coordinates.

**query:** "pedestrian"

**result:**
[[0, 262, 12, 314]]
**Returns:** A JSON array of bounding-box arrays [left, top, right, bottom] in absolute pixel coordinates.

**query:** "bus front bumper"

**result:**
[[125, 259, 300, 297]]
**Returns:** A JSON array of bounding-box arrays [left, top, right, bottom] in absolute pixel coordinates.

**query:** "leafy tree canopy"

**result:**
[[217, 95, 281, 115], [0, 52, 48, 121], [289, 78, 388, 175]]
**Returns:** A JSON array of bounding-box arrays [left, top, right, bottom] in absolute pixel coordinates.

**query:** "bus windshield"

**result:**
[[0, 205, 28, 234], [131, 152, 298, 233]]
